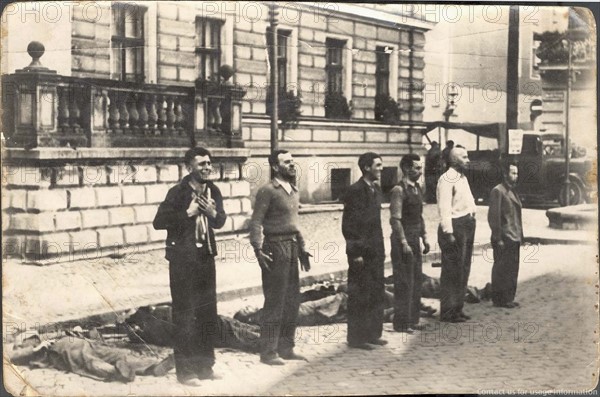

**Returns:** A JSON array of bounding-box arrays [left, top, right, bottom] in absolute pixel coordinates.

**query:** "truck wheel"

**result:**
[[558, 180, 583, 206]]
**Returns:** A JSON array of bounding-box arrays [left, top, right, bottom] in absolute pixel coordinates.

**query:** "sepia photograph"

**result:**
[[1, 1, 598, 395]]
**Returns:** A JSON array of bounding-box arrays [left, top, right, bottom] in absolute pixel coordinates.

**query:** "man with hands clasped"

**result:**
[[153, 147, 226, 386], [389, 154, 431, 333], [249, 150, 312, 366]]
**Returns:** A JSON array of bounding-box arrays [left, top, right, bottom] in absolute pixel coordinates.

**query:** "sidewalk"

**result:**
[[3, 204, 596, 328]]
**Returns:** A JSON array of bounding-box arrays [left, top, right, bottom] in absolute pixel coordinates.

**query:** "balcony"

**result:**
[[2, 42, 246, 149]]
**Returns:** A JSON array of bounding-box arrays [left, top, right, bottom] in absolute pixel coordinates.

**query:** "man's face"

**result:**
[[506, 165, 518, 186], [274, 152, 296, 181], [365, 157, 383, 181], [453, 148, 470, 171], [406, 160, 423, 182], [187, 155, 212, 182]]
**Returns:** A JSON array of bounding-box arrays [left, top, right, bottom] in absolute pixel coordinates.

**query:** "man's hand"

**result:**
[[197, 195, 217, 218], [186, 199, 201, 217], [255, 249, 273, 272], [351, 256, 364, 266], [422, 237, 431, 254], [401, 241, 413, 255], [299, 250, 313, 272]]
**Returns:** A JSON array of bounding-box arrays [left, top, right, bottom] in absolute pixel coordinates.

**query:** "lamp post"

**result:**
[[442, 84, 458, 143], [269, 2, 279, 152]]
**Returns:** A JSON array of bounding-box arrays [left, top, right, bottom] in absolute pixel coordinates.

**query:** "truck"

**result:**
[[424, 122, 594, 207]]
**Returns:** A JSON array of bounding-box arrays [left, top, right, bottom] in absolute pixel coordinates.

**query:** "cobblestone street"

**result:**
[[5, 244, 598, 395]]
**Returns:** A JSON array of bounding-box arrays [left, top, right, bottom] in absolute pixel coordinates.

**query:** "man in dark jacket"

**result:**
[[342, 152, 387, 350], [153, 147, 226, 386], [488, 161, 523, 309]]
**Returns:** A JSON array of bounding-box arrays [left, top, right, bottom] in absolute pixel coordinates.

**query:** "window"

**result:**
[[380, 167, 398, 203], [266, 29, 290, 94], [330, 168, 351, 201], [196, 18, 222, 81], [376, 46, 391, 97], [111, 3, 146, 83], [326, 38, 345, 94], [531, 37, 541, 80]]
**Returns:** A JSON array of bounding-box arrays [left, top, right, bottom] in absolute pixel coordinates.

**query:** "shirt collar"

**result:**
[[447, 167, 464, 179], [273, 177, 297, 195]]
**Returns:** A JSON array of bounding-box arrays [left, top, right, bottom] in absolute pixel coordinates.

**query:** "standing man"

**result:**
[[153, 147, 227, 386], [342, 152, 387, 349], [424, 141, 441, 203], [440, 140, 455, 172], [249, 150, 312, 365], [437, 147, 477, 323], [390, 154, 430, 333], [488, 162, 523, 309]]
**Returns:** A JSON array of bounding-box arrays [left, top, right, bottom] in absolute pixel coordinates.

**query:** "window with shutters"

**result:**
[[111, 3, 146, 83], [196, 18, 223, 80]]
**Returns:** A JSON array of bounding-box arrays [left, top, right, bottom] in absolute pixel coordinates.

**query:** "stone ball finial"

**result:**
[[219, 64, 235, 83], [27, 41, 45, 61]]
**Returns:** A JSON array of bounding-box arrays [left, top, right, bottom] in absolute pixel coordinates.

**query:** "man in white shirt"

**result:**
[[436, 147, 477, 322]]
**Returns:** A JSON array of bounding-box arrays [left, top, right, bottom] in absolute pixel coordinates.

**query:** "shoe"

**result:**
[[197, 368, 221, 380], [493, 302, 516, 309], [410, 324, 426, 331], [348, 342, 375, 350], [393, 327, 415, 334], [279, 352, 308, 361], [421, 304, 437, 316], [440, 316, 466, 323], [260, 357, 286, 365], [368, 338, 388, 346], [180, 377, 203, 387], [512, 301, 520, 307], [458, 312, 471, 320]]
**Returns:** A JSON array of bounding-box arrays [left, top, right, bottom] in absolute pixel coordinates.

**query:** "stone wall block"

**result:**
[[11, 213, 55, 232], [157, 165, 180, 183], [96, 186, 122, 207], [240, 198, 252, 213], [134, 205, 159, 224], [8, 190, 28, 211], [54, 211, 82, 231], [4, 167, 51, 188], [124, 225, 149, 245], [81, 209, 110, 228], [68, 188, 96, 209], [231, 214, 250, 230], [214, 182, 231, 198], [97, 227, 125, 247], [54, 166, 81, 187], [133, 165, 158, 184], [121, 185, 146, 205], [230, 181, 251, 198], [81, 165, 108, 185], [107, 165, 136, 185], [146, 184, 170, 204], [27, 190, 67, 212], [24, 233, 71, 262], [108, 207, 136, 226], [69, 230, 99, 249], [223, 198, 242, 215]]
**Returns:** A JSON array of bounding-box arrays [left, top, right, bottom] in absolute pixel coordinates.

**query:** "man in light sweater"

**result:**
[[249, 150, 312, 365], [436, 147, 477, 323]]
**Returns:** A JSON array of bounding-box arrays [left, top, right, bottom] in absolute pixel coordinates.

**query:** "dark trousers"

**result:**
[[391, 228, 422, 329], [260, 237, 300, 359], [425, 173, 438, 203], [491, 239, 521, 305], [438, 215, 476, 319], [168, 248, 217, 381], [347, 252, 385, 345]]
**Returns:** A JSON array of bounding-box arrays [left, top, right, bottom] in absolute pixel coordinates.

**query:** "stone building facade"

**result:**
[[1, 2, 434, 263]]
